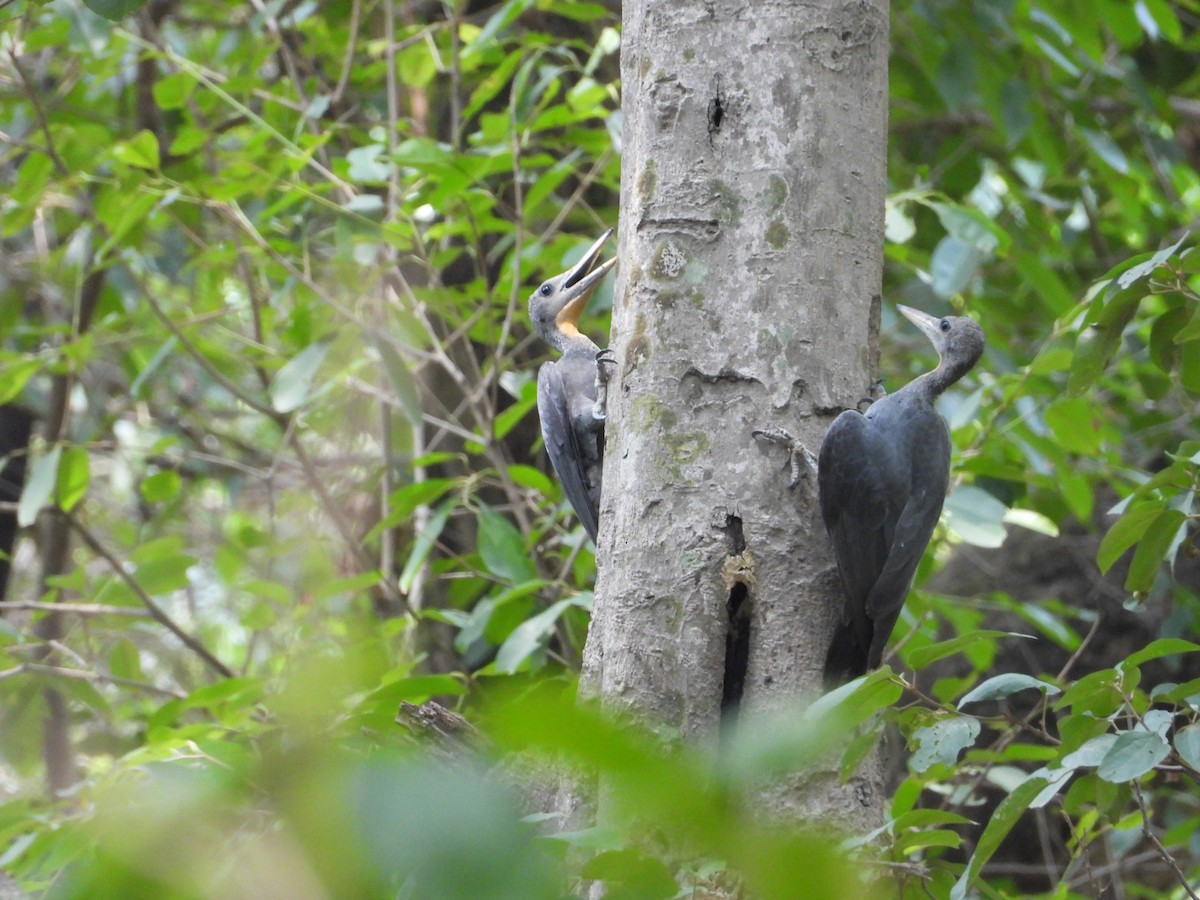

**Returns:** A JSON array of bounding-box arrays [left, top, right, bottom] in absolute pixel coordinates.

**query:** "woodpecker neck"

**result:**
[[915, 353, 975, 399], [547, 324, 599, 357]]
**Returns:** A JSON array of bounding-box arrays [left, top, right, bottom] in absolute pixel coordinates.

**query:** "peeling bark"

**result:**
[[586, 0, 889, 826]]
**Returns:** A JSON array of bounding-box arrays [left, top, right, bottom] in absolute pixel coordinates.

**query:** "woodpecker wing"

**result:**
[[818, 410, 892, 653], [862, 414, 949, 664], [537, 361, 600, 542]]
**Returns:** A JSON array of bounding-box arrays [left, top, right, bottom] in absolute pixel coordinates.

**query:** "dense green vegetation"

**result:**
[[0, 0, 1198, 896]]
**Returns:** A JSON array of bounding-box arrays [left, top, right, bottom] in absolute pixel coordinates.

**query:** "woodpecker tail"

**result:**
[[822, 623, 869, 691]]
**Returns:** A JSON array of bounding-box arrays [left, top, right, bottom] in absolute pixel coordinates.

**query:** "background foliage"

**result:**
[[0, 0, 1198, 897]]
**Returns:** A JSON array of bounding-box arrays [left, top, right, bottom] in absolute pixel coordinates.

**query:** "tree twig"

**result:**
[[0, 662, 186, 699], [64, 511, 233, 679], [0, 601, 150, 617], [1133, 779, 1199, 900]]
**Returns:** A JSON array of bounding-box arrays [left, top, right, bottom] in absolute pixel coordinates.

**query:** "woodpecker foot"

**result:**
[[592, 348, 617, 420], [751, 425, 818, 488], [856, 382, 887, 412]]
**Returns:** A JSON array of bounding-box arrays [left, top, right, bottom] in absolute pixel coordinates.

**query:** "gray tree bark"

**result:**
[[585, 0, 889, 827]]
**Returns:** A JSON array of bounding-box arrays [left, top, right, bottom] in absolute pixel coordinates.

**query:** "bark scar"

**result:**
[[720, 515, 753, 719], [707, 75, 725, 146]]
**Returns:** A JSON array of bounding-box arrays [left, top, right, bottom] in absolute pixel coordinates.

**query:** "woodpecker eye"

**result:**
[[939, 318, 951, 332], [539, 283, 552, 297]]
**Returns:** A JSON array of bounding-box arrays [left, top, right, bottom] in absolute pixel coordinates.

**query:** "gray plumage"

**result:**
[[821, 306, 985, 687], [529, 230, 616, 543]]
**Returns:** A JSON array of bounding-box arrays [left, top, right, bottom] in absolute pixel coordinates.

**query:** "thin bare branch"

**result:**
[[0, 601, 150, 617], [65, 511, 233, 679], [0, 662, 186, 699]]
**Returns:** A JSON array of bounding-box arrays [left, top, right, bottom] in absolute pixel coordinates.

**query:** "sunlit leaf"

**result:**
[[1097, 730, 1170, 782], [17, 445, 61, 527], [958, 673, 1060, 707], [270, 340, 332, 412], [56, 446, 89, 512], [943, 485, 1008, 548], [111, 129, 160, 169]]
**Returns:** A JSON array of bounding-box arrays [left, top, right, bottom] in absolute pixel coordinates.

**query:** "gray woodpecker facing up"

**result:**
[[529, 229, 617, 544], [756, 306, 985, 688]]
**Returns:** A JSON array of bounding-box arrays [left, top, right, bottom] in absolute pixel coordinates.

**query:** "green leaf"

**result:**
[[910, 716, 981, 773], [929, 236, 984, 299], [1172, 307, 1200, 345], [802, 668, 905, 733], [1149, 306, 1191, 373], [1173, 724, 1200, 770], [494, 381, 537, 440], [839, 724, 885, 784], [56, 446, 89, 512], [398, 43, 437, 88], [81, 0, 146, 20], [108, 638, 144, 681], [476, 505, 537, 583], [1002, 508, 1059, 536], [270, 340, 331, 412], [112, 129, 160, 169], [1125, 638, 1200, 669], [367, 479, 459, 541], [1013, 253, 1076, 315], [906, 631, 1026, 669], [373, 336, 423, 427], [943, 485, 1008, 548], [1125, 509, 1186, 592], [951, 775, 1050, 900], [455, 582, 548, 653], [1097, 502, 1165, 573], [368, 674, 466, 707], [494, 595, 590, 674], [1043, 397, 1102, 455], [580, 850, 677, 900], [153, 72, 195, 110], [958, 673, 1060, 707], [0, 357, 42, 404], [141, 469, 182, 504], [1097, 730, 1170, 782], [1136, 0, 1182, 41], [1111, 232, 1187, 291], [398, 500, 454, 595], [507, 464, 555, 497], [1080, 128, 1128, 174], [896, 828, 962, 854], [133, 541, 198, 595], [313, 571, 384, 602], [1181, 340, 1200, 394], [18, 445, 61, 527], [1055, 669, 1124, 717], [1060, 733, 1119, 769], [1068, 322, 1125, 395], [931, 201, 1008, 253]]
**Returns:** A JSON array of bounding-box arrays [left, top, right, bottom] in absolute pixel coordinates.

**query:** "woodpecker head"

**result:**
[[529, 229, 616, 345], [897, 304, 985, 382]]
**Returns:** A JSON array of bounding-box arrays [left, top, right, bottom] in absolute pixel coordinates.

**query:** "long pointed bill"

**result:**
[[562, 228, 614, 289], [556, 231, 616, 327], [897, 304, 942, 344]]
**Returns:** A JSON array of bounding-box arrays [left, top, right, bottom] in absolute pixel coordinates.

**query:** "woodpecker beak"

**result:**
[[563, 229, 614, 289], [897, 305, 942, 344], [557, 230, 616, 327]]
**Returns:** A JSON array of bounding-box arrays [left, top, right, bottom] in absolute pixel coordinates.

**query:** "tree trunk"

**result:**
[[585, 0, 889, 826]]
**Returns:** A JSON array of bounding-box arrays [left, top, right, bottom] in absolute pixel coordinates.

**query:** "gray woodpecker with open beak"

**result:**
[[756, 305, 985, 688], [529, 229, 617, 544]]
